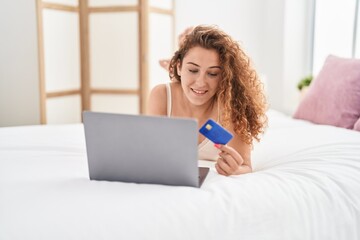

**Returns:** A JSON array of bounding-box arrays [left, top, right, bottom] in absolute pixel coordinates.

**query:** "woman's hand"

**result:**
[[214, 144, 251, 176], [159, 59, 170, 71], [158, 27, 194, 71], [178, 26, 194, 47]]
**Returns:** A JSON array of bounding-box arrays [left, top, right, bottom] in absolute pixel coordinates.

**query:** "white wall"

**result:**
[[175, 0, 313, 114], [175, 0, 266, 73], [260, 0, 286, 111], [282, 0, 314, 114], [0, 0, 41, 126]]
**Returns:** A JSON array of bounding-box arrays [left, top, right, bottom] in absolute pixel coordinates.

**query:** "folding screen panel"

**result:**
[[43, 0, 78, 5], [42, 8, 82, 123], [89, 11, 139, 114], [89, 0, 137, 6], [43, 9, 81, 92], [91, 95, 139, 114], [37, 0, 174, 124], [46, 96, 82, 123], [37, 0, 82, 124]]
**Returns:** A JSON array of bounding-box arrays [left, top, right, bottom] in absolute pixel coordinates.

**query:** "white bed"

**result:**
[[1, 110, 360, 240]]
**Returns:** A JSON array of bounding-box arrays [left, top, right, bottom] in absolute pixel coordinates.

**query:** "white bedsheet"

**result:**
[[1, 110, 360, 240]]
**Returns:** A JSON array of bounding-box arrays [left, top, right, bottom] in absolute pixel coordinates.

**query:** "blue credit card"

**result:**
[[199, 119, 233, 145]]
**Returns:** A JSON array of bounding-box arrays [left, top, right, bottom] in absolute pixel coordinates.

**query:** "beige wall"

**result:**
[[0, 0, 41, 127]]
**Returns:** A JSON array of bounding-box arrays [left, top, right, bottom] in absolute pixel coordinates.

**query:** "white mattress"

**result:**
[[1, 110, 360, 240]]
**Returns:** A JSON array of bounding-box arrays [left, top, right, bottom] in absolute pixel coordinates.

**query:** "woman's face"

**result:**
[[178, 46, 222, 106]]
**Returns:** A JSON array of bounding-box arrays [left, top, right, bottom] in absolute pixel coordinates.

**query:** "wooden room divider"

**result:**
[[36, 0, 175, 124]]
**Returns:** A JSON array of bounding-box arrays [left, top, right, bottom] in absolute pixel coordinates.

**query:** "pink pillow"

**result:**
[[293, 55, 360, 129], [354, 118, 360, 131]]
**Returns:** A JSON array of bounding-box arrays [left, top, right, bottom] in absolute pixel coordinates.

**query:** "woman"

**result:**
[[147, 25, 267, 176]]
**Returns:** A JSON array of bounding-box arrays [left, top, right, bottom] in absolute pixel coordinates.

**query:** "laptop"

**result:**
[[83, 111, 209, 187]]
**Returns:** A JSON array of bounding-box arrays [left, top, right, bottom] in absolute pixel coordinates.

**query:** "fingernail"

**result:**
[[214, 144, 221, 149]]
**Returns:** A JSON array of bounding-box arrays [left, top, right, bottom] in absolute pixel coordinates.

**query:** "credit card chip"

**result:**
[[205, 124, 212, 130]]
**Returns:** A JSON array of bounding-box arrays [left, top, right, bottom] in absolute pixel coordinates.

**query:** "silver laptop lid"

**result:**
[[83, 111, 199, 187]]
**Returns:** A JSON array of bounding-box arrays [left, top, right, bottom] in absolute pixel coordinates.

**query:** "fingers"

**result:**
[[178, 27, 194, 46], [215, 144, 244, 165], [184, 26, 194, 32], [214, 144, 244, 176], [219, 152, 239, 169], [159, 59, 170, 71], [215, 159, 229, 176], [216, 155, 237, 176]]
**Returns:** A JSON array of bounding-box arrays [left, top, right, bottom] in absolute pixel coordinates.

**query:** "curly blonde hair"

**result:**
[[169, 25, 268, 144]]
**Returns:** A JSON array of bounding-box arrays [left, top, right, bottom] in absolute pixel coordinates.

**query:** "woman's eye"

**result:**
[[189, 69, 198, 73], [208, 73, 219, 77]]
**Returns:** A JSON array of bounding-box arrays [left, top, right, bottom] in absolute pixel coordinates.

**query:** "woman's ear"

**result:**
[[176, 61, 181, 76]]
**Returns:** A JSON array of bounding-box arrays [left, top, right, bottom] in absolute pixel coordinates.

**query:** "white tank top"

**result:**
[[165, 83, 220, 161]]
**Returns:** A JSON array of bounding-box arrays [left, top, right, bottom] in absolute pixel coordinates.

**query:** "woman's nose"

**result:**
[[195, 72, 206, 85]]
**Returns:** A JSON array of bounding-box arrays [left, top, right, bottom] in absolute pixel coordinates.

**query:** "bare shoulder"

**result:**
[[147, 84, 167, 116]]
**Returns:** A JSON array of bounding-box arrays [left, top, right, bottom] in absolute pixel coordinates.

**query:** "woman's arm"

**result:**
[[146, 84, 167, 116]]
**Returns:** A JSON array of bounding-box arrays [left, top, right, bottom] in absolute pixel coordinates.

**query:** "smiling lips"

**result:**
[[191, 88, 208, 95]]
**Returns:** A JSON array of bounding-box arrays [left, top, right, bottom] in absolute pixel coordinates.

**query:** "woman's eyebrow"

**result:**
[[186, 62, 200, 67], [209, 66, 221, 69], [186, 62, 221, 69]]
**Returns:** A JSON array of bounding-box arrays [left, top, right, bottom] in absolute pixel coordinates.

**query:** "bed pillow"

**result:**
[[354, 118, 360, 131], [293, 55, 360, 129]]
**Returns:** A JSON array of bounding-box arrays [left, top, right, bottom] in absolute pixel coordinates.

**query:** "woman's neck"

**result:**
[[181, 93, 217, 122]]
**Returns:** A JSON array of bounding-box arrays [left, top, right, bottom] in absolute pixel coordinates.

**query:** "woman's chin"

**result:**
[[188, 97, 212, 106]]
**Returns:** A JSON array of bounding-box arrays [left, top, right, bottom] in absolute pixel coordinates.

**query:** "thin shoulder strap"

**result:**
[[165, 82, 172, 117]]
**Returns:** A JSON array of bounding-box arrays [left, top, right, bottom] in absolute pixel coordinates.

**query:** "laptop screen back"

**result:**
[[83, 111, 199, 187]]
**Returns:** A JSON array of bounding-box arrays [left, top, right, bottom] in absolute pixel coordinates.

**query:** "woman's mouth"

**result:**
[[191, 88, 208, 95]]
